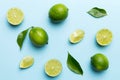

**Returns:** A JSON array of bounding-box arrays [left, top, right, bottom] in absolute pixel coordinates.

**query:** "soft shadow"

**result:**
[[94, 37, 109, 49], [89, 61, 107, 75], [28, 38, 48, 52], [43, 68, 60, 80], [48, 17, 67, 28], [5, 19, 23, 30]]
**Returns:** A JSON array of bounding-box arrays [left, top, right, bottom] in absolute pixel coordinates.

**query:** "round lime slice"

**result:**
[[7, 8, 24, 25], [45, 59, 62, 77], [20, 56, 34, 69], [69, 29, 85, 43], [96, 29, 113, 46]]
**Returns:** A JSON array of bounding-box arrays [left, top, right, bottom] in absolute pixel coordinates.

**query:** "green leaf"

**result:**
[[67, 52, 83, 75], [88, 7, 107, 18], [17, 28, 29, 50]]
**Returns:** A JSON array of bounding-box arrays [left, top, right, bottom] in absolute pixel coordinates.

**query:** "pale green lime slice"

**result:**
[[20, 56, 34, 69], [45, 59, 62, 77], [69, 29, 85, 43], [96, 29, 113, 46], [7, 8, 24, 25]]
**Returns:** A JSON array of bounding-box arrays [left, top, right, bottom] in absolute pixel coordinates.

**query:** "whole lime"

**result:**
[[49, 3, 68, 22], [91, 53, 109, 71], [29, 27, 48, 46]]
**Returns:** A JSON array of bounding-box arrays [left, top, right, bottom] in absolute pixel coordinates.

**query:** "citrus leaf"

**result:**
[[67, 52, 83, 75], [88, 7, 107, 18], [17, 28, 29, 50]]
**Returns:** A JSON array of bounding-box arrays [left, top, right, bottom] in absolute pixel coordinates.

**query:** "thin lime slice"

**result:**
[[96, 28, 113, 46], [69, 29, 85, 43], [7, 8, 24, 25], [45, 59, 62, 77], [20, 56, 34, 69]]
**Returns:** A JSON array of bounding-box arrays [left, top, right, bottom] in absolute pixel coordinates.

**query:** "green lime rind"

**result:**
[[49, 3, 68, 22], [91, 53, 109, 71], [29, 27, 48, 46]]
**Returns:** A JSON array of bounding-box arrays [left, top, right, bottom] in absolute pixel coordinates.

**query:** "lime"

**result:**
[[96, 29, 113, 46], [49, 3, 68, 22], [45, 59, 62, 77], [29, 27, 48, 46], [91, 53, 109, 71], [69, 29, 85, 43], [7, 8, 24, 25], [20, 56, 34, 69]]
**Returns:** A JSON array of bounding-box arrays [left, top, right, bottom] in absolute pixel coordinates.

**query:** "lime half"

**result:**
[[20, 56, 34, 69], [96, 29, 113, 46], [7, 8, 24, 25], [69, 29, 85, 43], [45, 59, 62, 77]]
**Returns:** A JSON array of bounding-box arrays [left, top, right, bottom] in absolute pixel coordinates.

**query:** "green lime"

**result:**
[[69, 29, 85, 43], [20, 56, 34, 69], [91, 53, 109, 71], [7, 7, 24, 25], [96, 29, 113, 46], [29, 27, 48, 46], [45, 59, 62, 77], [49, 3, 68, 22]]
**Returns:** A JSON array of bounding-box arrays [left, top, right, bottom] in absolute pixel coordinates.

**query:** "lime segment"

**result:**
[[20, 56, 34, 69], [69, 29, 85, 43], [7, 8, 24, 25], [45, 59, 62, 77], [96, 29, 113, 46]]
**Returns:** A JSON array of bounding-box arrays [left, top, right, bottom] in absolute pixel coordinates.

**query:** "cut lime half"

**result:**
[[45, 59, 62, 77], [69, 29, 85, 43], [7, 8, 24, 25], [96, 29, 113, 46], [20, 56, 34, 69]]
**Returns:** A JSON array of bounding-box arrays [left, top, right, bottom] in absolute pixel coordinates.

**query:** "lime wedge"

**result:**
[[69, 29, 85, 43], [20, 56, 34, 69], [7, 8, 24, 25], [96, 29, 113, 46], [45, 59, 62, 77]]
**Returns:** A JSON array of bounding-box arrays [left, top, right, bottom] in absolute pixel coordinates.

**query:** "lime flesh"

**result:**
[[20, 56, 34, 69], [69, 29, 85, 43], [45, 59, 62, 77], [96, 29, 113, 46], [7, 8, 24, 25]]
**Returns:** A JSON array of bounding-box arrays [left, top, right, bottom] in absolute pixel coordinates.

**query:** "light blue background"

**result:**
[[0, 0, 120, 80]]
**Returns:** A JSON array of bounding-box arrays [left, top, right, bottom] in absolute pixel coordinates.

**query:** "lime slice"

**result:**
[[45, 59, 62, 77], [96, 29, 113, 46], [20, 56, 34, 69], [7, 8, 24, 25], [69, 29, 85, 43]]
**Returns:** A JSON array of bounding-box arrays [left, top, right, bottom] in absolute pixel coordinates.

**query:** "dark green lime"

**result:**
[[91, 53, 109, 71]]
